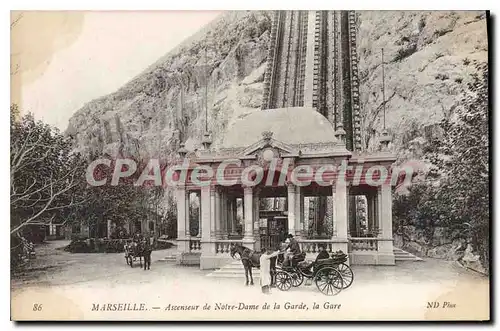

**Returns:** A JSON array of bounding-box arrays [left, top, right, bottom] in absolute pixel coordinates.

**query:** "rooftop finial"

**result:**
[[262, 131, 273, 141], [334, 121, 346, 145], [379, 129, 392, 152], [202, 131, 212, 150]]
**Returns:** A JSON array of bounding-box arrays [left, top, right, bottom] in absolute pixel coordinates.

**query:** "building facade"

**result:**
[[175, 10, 399, 269]]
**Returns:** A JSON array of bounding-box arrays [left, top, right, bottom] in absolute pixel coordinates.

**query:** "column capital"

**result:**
[[381, 181, 392, 190], [214, 186, 222, 196], [243, 185, 253, 195], [210, 185, 216, 196], [334, 181, 350, 193]]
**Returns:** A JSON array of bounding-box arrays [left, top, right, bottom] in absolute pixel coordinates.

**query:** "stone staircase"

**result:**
[[206, 248, 423, 278], [393, 247, 423, 262], [157, 254, 177, 263], [207, 260, 262, 278], [161, 248, 422, 276]]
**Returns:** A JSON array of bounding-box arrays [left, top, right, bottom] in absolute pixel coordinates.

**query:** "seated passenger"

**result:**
[[313, 245, 330, 273], [283, 234, 301, 267], [315, 245, 330, 263]]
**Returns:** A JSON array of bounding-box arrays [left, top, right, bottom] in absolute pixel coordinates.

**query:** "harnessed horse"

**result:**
[[230, 244, 262, 286], [124, 241, 146, 269]]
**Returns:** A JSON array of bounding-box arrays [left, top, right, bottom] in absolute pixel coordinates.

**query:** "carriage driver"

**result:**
[[283, 234, 301, 267], [259, 247, 283, 294]]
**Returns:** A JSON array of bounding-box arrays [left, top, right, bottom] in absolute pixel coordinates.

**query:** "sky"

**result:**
[[14, 11, 222, 130]]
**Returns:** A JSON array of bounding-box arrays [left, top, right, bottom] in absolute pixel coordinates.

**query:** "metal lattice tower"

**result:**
[[260, 10, 362, 153]]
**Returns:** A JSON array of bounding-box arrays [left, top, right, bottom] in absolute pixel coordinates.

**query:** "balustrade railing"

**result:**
[[349, 237, 378, 251], [189, 238, 201, 251], [298, 239, 338, 254], [215, 239, 245, 254]]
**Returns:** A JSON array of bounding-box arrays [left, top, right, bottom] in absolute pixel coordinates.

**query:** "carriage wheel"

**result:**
[[275, 271, 292, 291], [315, 267, 343, 296], [290, 271, 304, 287], [336, 263, 354, 289]]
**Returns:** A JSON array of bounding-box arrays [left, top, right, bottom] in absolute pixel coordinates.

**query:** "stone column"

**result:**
[[176, 186, 190, 261], [348, 195, 357, 237], [210, 186, 216, 240], [200, 185, 217, 269], [367, 193, 375, 235], [303, 197, 310, 238], [215, 188, 222, 239], [200, 186, 211, 241], [376, 187, 382, 236], [380, 183, 393, 245], [243, 186, 255, 249], [229, 197, 237, 236], [380, 185, 393, 239], [378, 183, 395, 264], [330, 190, 336, 238], [300, 190, 305, 236], [236, 198, 243, 236], [333, 182, 349, 258], [294, 186, 302, 238], [287, 183, 296, 236], [334, 183, 348, 239], [221, 191, 228, 239], [185, 192, 191, 238], [197, 192, 202, 238], [253, 188, 260, 252]]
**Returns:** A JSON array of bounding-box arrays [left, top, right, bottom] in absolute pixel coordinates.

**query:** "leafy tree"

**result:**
[[434, 61, 489, 268], [10, 105, 177, 243], [163, 191, 177, 238], [74, 154, 157, 238], [393, 61, 489, 270], [10, 105, 86, 233]]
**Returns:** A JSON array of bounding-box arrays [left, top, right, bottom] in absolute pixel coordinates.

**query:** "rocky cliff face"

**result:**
[[357, 11, 487, 163], [66, 11, 272, 160], [66, 11, 488, 259], [67, 10, 487, 163]]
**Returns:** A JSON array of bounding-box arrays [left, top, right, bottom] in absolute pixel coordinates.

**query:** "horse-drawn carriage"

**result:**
[[276, 250, 353, 296], [124, 240, 146, 268], [229, 244, 353, 296]]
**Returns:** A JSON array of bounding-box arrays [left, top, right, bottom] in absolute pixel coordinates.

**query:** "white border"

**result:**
[[5, 0, 498, 10]]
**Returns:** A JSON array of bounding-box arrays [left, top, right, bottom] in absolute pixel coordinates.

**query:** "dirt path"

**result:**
[[11, 240, 180, 288], [10, 240, 490, 321]]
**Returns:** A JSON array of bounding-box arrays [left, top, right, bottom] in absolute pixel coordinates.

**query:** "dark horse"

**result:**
[[230, 244, 262, 286], [124, 241, 147, 269]]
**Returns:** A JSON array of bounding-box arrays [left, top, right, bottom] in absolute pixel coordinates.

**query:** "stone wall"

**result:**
[[394, 225, 487, 274]]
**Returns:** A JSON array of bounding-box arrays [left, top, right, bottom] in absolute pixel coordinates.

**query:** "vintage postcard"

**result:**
[[10, 9, 490, 321]]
